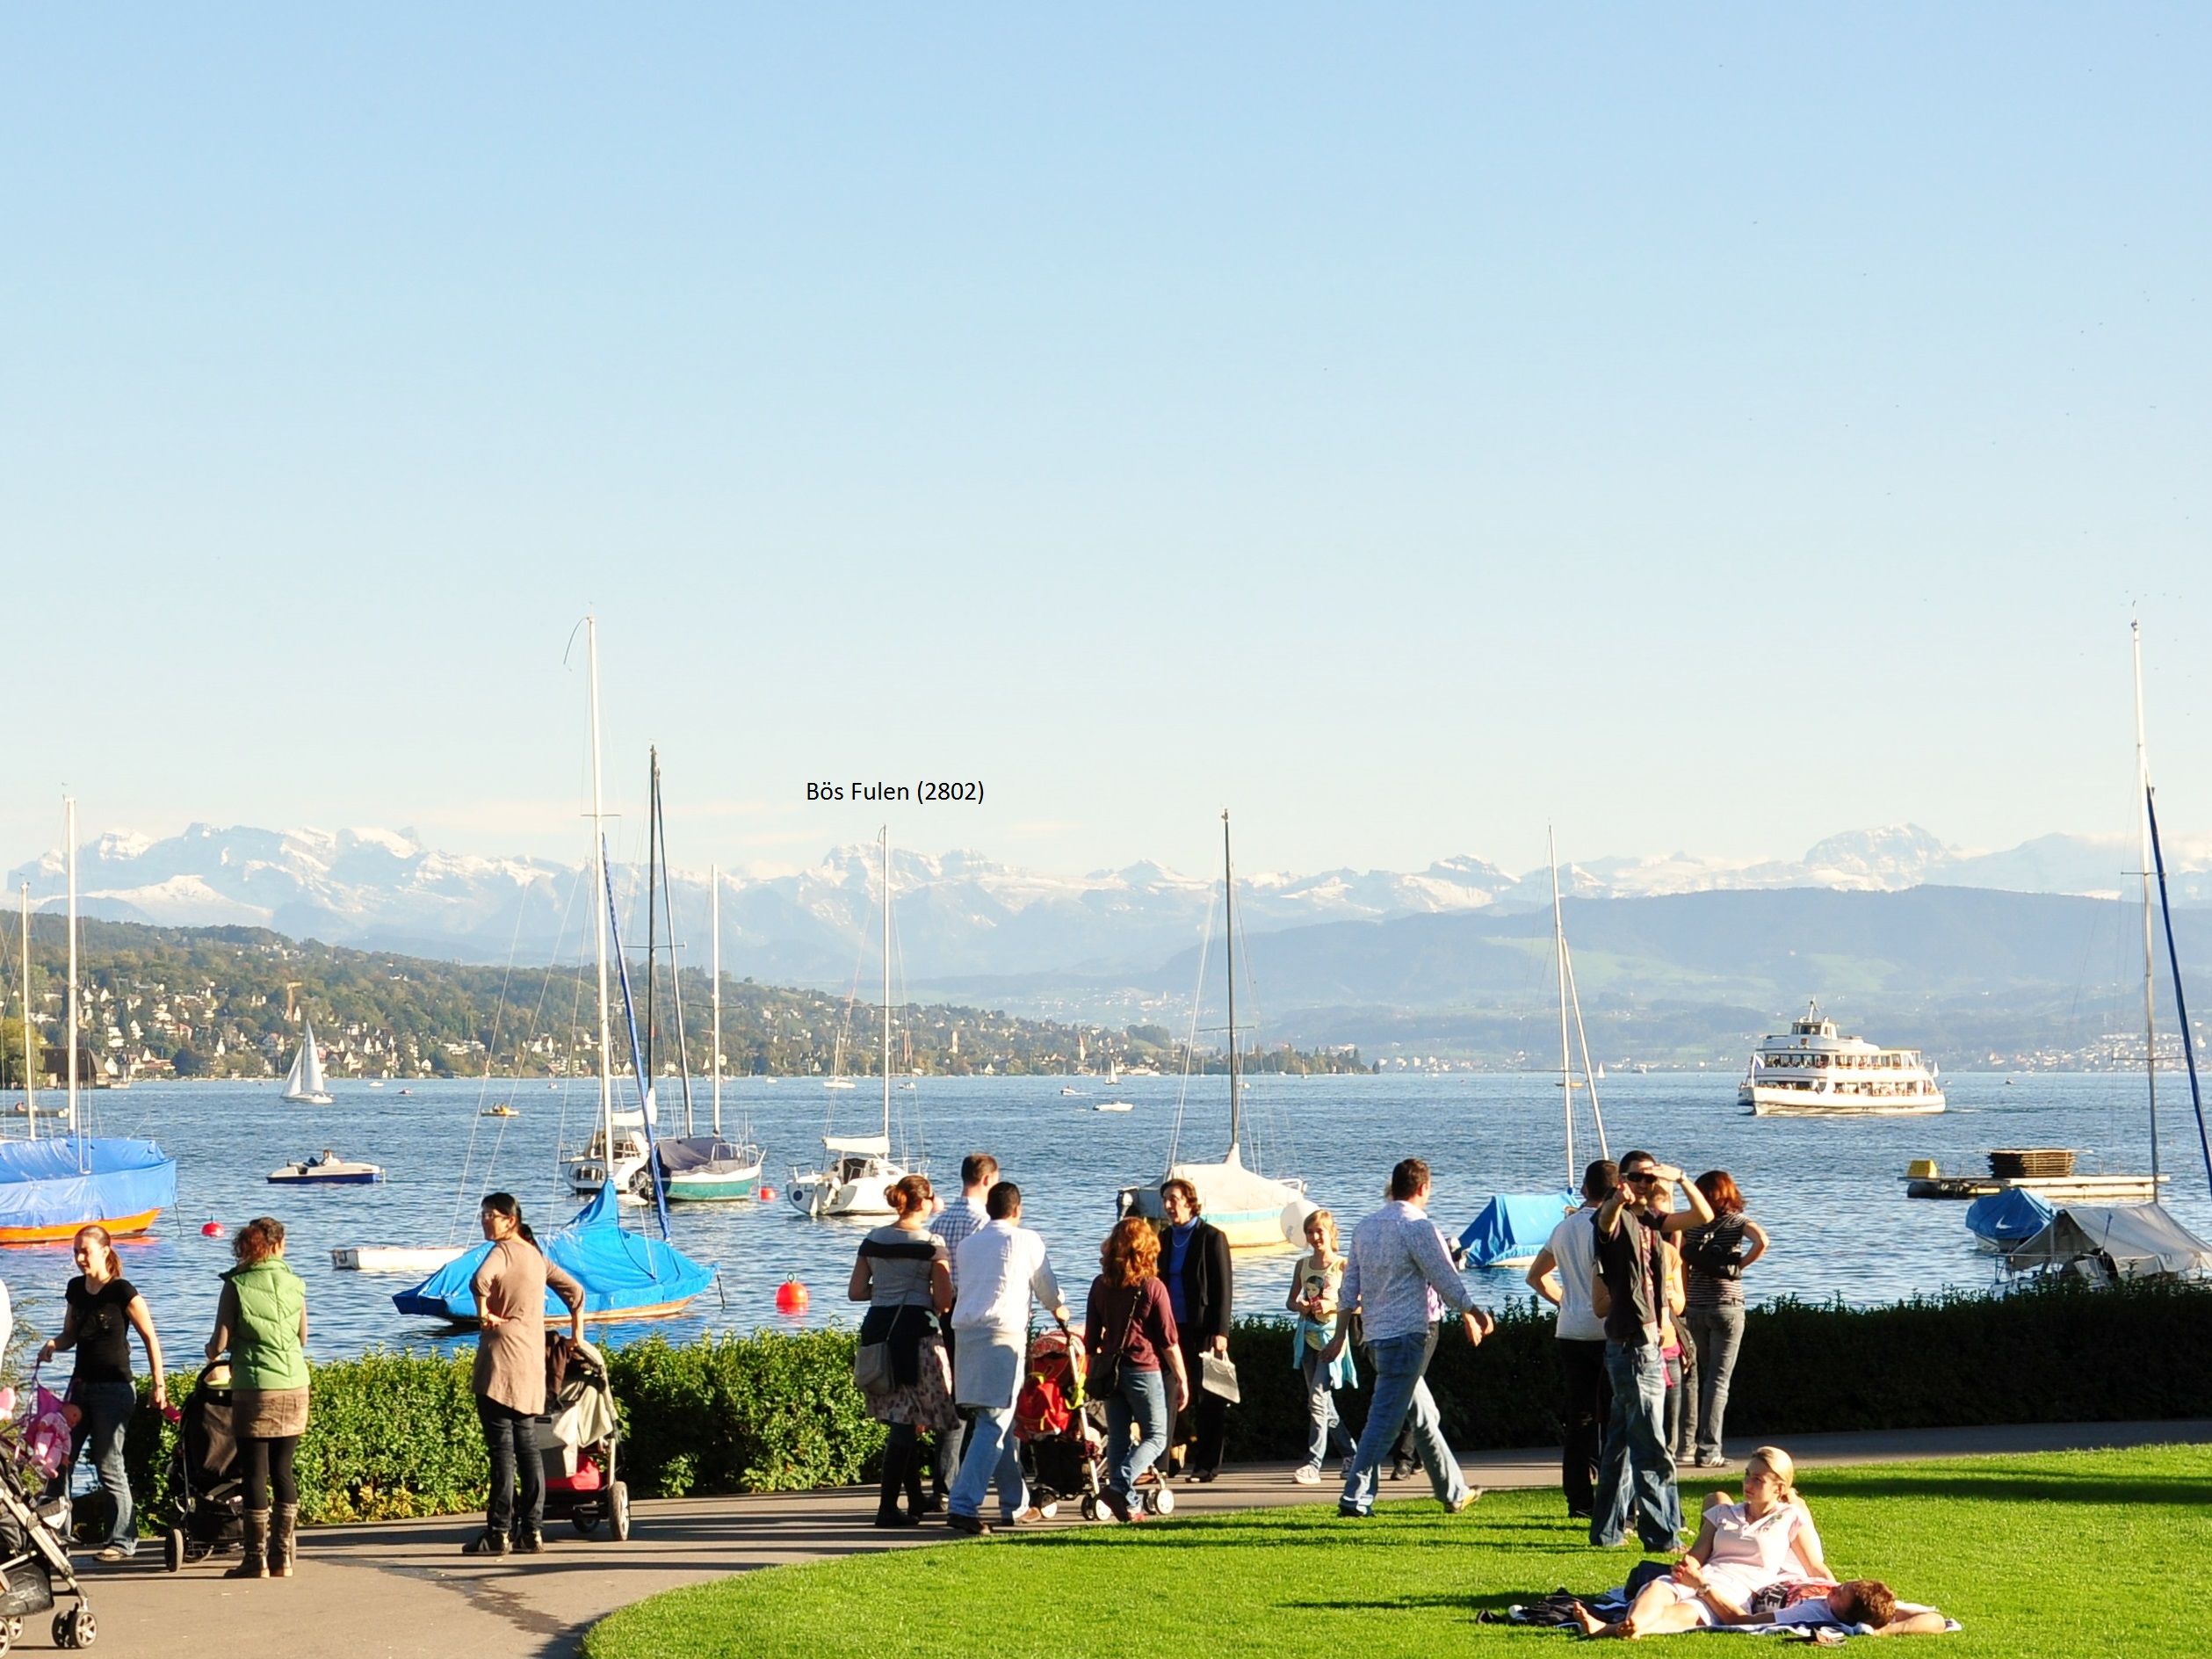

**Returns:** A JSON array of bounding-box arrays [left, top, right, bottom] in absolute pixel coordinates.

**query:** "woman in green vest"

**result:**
[[205, 1216, 310, 1579]]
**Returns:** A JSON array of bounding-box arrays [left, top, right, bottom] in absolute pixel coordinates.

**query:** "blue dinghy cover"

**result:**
[[0, 1138, 177, 1232], [1964, 1186, 2056, 1246], [1458, 1191, 1579, 1266], [393, 1183, 716, 1322]]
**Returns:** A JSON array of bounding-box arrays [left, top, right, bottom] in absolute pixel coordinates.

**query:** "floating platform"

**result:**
[[1905, 1172, 2167, 1202]]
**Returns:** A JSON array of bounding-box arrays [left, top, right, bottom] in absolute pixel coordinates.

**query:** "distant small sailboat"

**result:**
[[281, 1015, 335, 1105]]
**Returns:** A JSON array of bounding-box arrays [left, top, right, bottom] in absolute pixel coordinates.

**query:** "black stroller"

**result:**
[[530, 1338, 630, 1542], [162, 1360, 243, 1572], [0, 1426, 97, 1649]]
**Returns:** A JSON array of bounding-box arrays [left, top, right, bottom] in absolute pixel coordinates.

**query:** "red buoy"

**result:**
[[755, 1184, 777, 1202], [775, 1279, 809, 1315], [200, 1218, 225, 1238]]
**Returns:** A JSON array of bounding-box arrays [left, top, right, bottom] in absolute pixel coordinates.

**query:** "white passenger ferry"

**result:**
[[1739, 1004, 1945, 1116]]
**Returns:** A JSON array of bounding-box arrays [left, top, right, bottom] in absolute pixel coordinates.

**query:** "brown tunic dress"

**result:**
[[471, 1238, 586, 1415]]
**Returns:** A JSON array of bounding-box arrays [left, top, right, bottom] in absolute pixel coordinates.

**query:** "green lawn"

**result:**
[[584, 1445, 2212, 1658]]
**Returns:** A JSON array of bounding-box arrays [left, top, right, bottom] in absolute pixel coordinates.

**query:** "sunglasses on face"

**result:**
[[1623, 1170, 1660, 1184]]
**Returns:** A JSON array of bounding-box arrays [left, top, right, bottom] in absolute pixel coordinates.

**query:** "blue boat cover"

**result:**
[[392, 1183, 717, 1322], [1964, 1186, 2056, 1245], [1458, 1191, 1579, 1266], [0, 1138, 177, 1232]]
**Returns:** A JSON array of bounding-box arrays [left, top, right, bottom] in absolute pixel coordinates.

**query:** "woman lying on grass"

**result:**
[[1572, 1446, 1948, 1639]]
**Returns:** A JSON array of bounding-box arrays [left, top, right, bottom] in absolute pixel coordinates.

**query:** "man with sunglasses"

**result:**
[[1590, 1149, 1714, 1553]]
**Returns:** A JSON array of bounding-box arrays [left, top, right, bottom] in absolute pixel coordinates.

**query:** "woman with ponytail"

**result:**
[[37, 1224, 165, 1562], [466, 1193, 585, 1555]]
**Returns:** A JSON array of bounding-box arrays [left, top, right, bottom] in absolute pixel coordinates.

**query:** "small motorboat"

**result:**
[[332, 1244, 465, 1273], [481, 1104, 519, 1118], [1060, 1085, 1084, 1097], [1095, 1101, 1133, 1113], [268, 1151, 385, 1186]]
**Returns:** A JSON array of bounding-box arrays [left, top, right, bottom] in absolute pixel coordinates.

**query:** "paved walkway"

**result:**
[[74, 1420, 2212, 1659]]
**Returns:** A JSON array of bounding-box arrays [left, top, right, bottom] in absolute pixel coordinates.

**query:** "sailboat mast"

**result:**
[[20, 883, 35, 1141], [1224, 810, 1240, 1157], [1551, 828, 1574, 1187], [645, 749, 659, 1098], [2134, 621, 2160, 1189], [711, 864, 722, 1137], [65, 797, 77, 1142], [654, 779, 698, 1138], [881, 828, 893, 1144], [587, 619, 615, 1153]]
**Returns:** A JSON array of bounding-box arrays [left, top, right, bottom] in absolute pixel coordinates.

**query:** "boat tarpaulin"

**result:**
[[1458, 1192, 1579, 1267], [1964, 1187, 2056, 1246], [0, 1138, 177, 1232], [2006, 1204, 2212, 1279], [393, 1183, 716, 1321]]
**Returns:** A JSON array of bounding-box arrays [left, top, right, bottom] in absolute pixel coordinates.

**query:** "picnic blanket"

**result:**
[[1480, 1588, 1960, 1641]]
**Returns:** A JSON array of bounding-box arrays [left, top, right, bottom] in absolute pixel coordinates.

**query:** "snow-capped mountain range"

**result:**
[[8, 821, 2208, 982]]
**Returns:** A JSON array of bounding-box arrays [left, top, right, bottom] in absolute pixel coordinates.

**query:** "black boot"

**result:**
[[905, 1441, 933, 1518], [875, 1440, 919, 1527]]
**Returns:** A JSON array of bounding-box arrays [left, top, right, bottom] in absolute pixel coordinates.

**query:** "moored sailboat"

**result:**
[[1116, 812, 1305, 1250], [790, 829, 914, 1220], [0, 799, 177, 1246], [662, 863, 764, 1200]]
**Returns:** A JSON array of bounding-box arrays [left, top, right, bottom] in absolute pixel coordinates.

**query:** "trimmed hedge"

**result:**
[[111, 1279, 2212, 1532]]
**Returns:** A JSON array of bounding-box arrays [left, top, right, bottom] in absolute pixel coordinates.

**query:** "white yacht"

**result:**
[[1739, 1004, 1945, 1116]]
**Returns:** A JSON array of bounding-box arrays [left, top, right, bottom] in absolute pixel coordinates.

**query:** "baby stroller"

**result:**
[[531, 1338, 629, 1542], [0, 1400, 97, 1649], [1014, 1325, 1109, 1521], [163, 1359, 244, 1572]]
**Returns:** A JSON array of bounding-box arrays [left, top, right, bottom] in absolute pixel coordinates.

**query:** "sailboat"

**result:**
[[656, 845, 764, 1200], [1457, 830, 1595, 1269], [281, 1014, 335, 1105], [395, 618, 716, 1322], [790, 829, 914, 1219], [0, 799, 177, 1246], [1115, 812, 1306, 1250]]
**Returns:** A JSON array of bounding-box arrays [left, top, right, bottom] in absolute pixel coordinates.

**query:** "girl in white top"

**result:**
[[1573, 1445, 1832, 1639]]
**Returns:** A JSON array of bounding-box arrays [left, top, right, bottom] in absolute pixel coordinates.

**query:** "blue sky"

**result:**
[[3, 6, 2207, 884]]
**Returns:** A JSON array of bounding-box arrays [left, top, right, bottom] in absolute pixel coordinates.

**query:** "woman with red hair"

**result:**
[[1681, 1171, 1768, 1468]]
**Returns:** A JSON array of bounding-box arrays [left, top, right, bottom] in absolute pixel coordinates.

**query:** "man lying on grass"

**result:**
[[1571, 1447, 1948, 1639]]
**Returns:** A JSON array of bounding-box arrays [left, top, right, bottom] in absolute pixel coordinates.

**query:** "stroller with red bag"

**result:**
[[528, 1337, 629, 1541], [162, 1358, 244, 1572], [1013, 1324, 1110, 1520]]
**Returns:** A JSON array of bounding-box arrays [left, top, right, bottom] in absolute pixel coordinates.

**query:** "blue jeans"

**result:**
[[1340, 1330, 1467, 1514], [1104, 1367, 1169, 1497], [947, 1403, 1027, 1521], [1591, 1340, 1680, 1550], [65, 1380, 138, 1554], [1302, 1347, 1355, 1470], [1685, 1304, 1746, 1461]]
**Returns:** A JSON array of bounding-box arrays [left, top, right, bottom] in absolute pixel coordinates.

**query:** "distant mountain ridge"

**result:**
[[8, 819, 2208, 982]]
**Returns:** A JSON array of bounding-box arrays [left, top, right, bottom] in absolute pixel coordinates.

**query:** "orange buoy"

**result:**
[[756, 1184, 777, 1201], [200, 1218, 225, 1238], [775, 1279, 809, 1315]]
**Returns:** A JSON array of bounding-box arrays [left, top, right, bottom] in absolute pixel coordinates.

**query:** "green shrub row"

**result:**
[[111, 1278, 2212, 1531]]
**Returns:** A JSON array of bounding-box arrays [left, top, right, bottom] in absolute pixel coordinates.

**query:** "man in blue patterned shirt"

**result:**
[[1324, 1157, 1494, 1517]]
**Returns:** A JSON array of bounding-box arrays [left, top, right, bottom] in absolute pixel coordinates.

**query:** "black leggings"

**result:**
[[242, 1435, 299, 1510]]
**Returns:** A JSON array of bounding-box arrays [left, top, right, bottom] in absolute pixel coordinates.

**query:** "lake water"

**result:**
[[10, 1069, 2209, 1367]]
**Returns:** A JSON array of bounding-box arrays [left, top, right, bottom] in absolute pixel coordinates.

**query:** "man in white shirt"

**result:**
[[947, 1182, 1067, 1534], [1526, 1159, 1618, 1520]]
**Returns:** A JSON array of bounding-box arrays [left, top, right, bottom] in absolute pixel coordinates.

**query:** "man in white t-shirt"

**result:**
[[1526, 1159, 1617, 1520], [946, 1182, 1067, 1534]]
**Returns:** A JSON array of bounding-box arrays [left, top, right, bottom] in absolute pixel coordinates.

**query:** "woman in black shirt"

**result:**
[[36, 1223, 166, 1561]]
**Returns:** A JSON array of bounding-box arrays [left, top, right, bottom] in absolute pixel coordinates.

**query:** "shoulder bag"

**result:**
[[1089, 1285, 1145, 1398]]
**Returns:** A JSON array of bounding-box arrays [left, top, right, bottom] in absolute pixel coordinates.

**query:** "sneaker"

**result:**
[[513, 1530, 546, 1554], [1444, 1488, 1483, 1514], [946, 1513, 992, 1537], [1292, 1465, 1321, 1486], [1695, 1453, 1730, 1468], [1337, 1503, 1370, 1519], [1389, 1455, 1412, 1481], [462, 1532, 510, 1556]]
